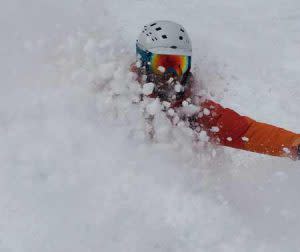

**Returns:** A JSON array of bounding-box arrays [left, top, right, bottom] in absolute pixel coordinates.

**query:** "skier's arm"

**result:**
[[197, 100, 300, 160]]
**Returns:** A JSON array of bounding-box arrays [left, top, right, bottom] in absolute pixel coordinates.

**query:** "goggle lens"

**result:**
[[150, 54, 191, 80]]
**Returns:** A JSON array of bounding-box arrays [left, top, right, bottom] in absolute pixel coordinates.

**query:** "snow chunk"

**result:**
[[283, 147, 291, 154], [178, 121, 185, 127], [175, 83, 183, 93], [146, 98, 161, 115], [135, 61, 142, 68], [167, 77, 174, 84], [182, 100, 189, 107], [203, 108, 210, 115], [199, 130, 209, 142], [172, 115, 180, 125], [132, 96, 141, 104], [167, 108, 175, 116], [242, 136, 249, 142], [142, 75, 147, 82], [158, 66, 165, 73], [227, 137, 232, 142], [142, 83, 155, 95], [210, 126, 220, 133], [162, 101, 171, 109], [181, 104, 201, 116]]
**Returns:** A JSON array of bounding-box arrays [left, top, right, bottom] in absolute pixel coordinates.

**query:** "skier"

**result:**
[[131, 20, 300, 160]]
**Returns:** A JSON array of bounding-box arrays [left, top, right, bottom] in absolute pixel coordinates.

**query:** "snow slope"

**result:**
[[1, 0, 300, 251]]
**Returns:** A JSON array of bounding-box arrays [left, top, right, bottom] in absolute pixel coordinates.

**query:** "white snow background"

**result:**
[[1, 0, 300, 251]]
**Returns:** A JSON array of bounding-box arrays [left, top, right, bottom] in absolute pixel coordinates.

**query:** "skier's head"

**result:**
[[136, 20, 192, 84]]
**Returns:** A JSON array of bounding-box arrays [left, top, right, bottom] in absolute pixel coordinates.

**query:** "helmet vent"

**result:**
[[137, 21, 192, 57]]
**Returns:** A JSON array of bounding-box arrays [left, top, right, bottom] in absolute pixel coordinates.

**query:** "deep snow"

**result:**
[[1, 0, 300, 251]]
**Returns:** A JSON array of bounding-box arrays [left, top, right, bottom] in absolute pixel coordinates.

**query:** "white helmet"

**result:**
[[136, 20, 192, 56]]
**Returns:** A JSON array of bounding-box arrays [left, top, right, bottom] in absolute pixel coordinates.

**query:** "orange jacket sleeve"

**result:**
[[197, 99, 300, 160]]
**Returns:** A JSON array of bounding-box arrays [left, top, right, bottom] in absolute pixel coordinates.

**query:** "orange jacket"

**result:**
[[195, 99, 300, 160], [131, 64, 300, 160]]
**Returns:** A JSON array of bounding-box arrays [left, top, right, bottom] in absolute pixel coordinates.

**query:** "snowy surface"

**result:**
[[1, 0, 300, 251]]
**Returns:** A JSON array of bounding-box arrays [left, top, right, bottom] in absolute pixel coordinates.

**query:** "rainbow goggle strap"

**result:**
[[136, 45, 191, 81]]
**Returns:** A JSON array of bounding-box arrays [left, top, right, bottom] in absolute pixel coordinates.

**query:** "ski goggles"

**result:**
[[136, 45, 191, 81]]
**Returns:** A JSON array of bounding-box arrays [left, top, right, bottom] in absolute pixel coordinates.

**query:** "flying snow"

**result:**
[[2, 0, 300, 251], [158, 66, 166, 73], [142, 82, 155, 95]]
